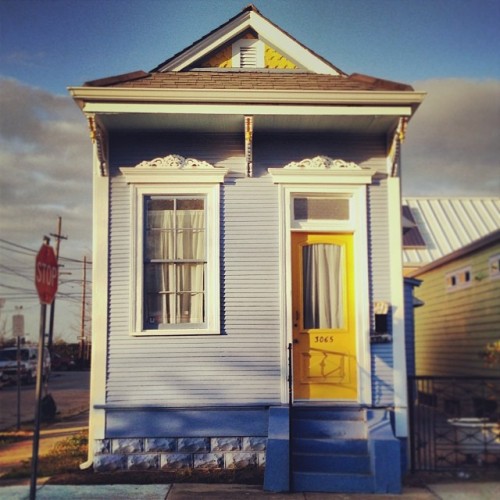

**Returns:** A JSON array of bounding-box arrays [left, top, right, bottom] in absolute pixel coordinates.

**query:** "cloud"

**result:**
[[0, 77, 92, 255], [403, 78, 500, 196]]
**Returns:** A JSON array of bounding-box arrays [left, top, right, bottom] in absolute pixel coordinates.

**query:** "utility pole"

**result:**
[[78, 256, 87, 363], [48, 216, 67, 354]]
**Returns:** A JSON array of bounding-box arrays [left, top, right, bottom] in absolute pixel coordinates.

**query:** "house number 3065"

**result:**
[[314, 336, 334, 343]]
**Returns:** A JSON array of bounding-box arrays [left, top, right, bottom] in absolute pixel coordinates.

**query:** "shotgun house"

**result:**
[[69, 5, 424, 493]]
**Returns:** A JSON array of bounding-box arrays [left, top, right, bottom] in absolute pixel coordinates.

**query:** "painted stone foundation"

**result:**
[[93, 436, 267, 472]]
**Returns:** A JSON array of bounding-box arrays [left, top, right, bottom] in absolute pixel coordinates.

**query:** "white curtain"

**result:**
[[303, 243, 344, 329], [145, 204, 205, 326]]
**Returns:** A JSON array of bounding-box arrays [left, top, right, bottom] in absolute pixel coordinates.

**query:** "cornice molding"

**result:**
[[269, 156, 376, 185], [283, 156, 362, 171], [120, 154, 228, 184], [69, 86, 426, 108]]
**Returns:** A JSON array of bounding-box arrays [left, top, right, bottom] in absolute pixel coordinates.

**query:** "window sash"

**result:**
[[144, 196, 207, 329]]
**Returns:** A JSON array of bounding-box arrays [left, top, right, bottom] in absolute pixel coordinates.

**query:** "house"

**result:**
[[69, 5, 425, 493], [401, 197, 500, 376], [402, 197, 500, 275], [409, 229, 500, 377]]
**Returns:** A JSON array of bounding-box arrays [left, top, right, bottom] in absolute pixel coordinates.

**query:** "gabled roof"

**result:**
[[80, 4, 419, 98], [151, 4, 343, 75], [410, 229, 500, 277], [402, 197, 500, 268]]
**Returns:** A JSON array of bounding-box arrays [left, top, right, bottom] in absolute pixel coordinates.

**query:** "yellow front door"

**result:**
[[292, 232, 357, 401]]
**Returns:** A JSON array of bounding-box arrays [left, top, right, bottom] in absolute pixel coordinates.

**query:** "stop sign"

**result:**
[[35, 243, 58, 304]]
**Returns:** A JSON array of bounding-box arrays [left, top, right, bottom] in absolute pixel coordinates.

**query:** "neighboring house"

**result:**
[[409, 229, 500, 377], [402, 197, 500, 377], [402, 197, 500, 275], [69, 5, 425, 493]]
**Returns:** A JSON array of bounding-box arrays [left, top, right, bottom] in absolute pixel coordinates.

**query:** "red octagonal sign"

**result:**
[[35, 243, 58, 305]]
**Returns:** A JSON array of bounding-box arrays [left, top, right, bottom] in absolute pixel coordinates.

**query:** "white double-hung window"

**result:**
[[120, 155, 226, 335], [144, 196, 206, 329]]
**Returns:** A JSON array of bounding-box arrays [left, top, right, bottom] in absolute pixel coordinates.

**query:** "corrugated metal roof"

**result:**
[[402, 197, 500, 268]]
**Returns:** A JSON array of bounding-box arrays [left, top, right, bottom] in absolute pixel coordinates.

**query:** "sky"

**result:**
[[0, 0, 499, 342]]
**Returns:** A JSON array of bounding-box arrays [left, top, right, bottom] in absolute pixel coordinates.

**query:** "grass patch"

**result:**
[[0, 430, 33, 446], [1, 431, 88, 480]]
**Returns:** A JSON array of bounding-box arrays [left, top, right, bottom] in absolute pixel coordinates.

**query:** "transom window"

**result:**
[[144, 196, 206, 329]]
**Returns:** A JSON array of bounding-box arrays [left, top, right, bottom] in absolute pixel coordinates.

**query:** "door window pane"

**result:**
[[302, 243, 344, 329]]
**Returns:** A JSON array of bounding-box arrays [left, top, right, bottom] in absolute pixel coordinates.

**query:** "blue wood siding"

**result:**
[[106, 132, 281, 406], [105, 130, 397, 411]]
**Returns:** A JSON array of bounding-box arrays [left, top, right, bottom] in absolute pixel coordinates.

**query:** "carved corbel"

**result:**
[[87, 114, 108, 176], [244, 115, 253, 177]]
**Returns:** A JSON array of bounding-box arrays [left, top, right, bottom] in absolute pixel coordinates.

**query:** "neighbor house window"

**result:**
[[445, 266, 472, 292], [489, 254, 500, 279], [144, 196, 206, 329]]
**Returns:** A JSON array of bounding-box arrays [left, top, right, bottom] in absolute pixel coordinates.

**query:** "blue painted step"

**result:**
[[293, 471, 374, 493], [293, 437, 368, 454], [292, 418, 367, 439], [293, 452, 371, 474], [291, 408, 376, 493]]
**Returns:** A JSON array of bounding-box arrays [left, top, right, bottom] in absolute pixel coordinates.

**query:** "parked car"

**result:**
[[0, 347, 51, 385], [51, 353, 75, 371]]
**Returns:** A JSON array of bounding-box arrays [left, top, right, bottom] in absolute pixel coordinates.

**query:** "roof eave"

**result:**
[[68, 86, 426, 110]]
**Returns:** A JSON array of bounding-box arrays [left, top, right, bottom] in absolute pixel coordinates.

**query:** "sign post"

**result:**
[[13, 309, 24, 431], [30, 237, 58, 500]]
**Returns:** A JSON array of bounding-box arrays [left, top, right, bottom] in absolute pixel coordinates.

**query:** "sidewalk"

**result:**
[[1, 414, 498, 499], [2, 481, 500, 499]]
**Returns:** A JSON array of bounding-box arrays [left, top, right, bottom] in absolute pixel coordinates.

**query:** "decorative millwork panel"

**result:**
[[269, 156, 376, 185], [284, 156, 362, 171], [120, 154, 228, 183], [87, 114, 108, 176]]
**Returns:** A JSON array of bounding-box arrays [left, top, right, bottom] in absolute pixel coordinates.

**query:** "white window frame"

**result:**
[[445, 266, 472, 292], [489, 254, 500, 280], [121, 158, 226, 336], [269, 158, 376, 405]]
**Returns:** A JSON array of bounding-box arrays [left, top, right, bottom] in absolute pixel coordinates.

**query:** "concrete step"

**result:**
[[293, 451, 371, 474], [292, 407, 365, 421], [292, 418, 367, 439], [293, 471, 374, 493], [292, 437, 368, 455]]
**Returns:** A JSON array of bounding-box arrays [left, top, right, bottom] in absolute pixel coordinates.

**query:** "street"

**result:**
[[0, 371, 90, 430]]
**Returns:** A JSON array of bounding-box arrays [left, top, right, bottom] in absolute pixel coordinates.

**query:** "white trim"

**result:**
[[80, 102, 414, 119], [69, 86, 426, 108], [445, 266, 473, 291], [232, 39, 264, 68], [121, 157, 226, 336], [155, 9, 339, 74], [83, 142, 109, 468], [274, 179, 372, 405], [388, 177, 408, 438]]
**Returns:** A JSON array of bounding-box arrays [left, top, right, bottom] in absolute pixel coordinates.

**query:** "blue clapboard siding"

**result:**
[[106, 132, 281, 407], [368, 179, 395, 406], [105, 130, 396, 409]]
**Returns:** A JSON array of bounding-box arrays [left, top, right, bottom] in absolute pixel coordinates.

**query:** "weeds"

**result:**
[[1, 431, 88, 480]]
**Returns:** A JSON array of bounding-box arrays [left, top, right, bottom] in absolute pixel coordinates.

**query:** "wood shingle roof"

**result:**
[[84, 70, 414, 92]]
